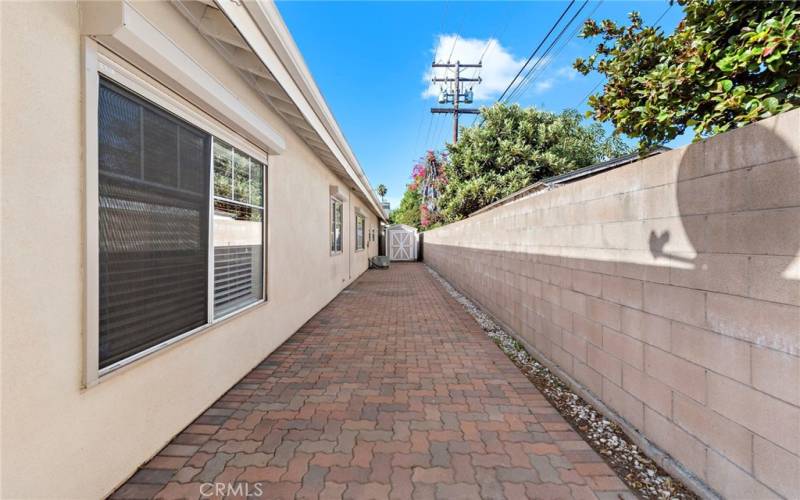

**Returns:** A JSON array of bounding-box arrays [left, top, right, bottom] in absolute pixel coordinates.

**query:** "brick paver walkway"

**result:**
[[114, 263, 631, 499]]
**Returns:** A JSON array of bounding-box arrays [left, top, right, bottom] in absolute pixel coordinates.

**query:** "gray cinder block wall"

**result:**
[[423, 109, 799, 499]]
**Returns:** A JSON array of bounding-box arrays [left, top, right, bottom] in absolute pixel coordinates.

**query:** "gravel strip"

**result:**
[[426, 265, 697, 499]]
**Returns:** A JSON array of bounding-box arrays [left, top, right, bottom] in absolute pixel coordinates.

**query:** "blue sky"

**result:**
[[277, 1, 686, 210]]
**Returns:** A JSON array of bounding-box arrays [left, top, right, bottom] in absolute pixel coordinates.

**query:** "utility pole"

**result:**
[[431, 61, 481, 143]]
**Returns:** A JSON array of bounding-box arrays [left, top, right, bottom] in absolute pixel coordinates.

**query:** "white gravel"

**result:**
[[426, 265, 695, 500]]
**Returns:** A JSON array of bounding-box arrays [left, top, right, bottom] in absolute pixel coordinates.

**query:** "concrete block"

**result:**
[[550, 344, 574, 375], [680, 158, 800, 216], [753, 435, 800, 499], [602, 327, 644, 370], [751, 346, 800, 406], [642, 184, 680, 219], [616, 251, 671, 285], [571, 269, 602, 297], [622, 364, 672, 418], [669, 253, 749, 297], [641, 142, 701, 188], [644, 346, 706, 403], [643, 282, 706, 328], [643, 214, 706, 256], [706, 292, 800, 356], [742, 157, 800, 211], [560, 289, 586, 315], [601, 220, 646, 251], [673, 394, 753, 472], [573, 359, 603, 397], [592, 158, 644, 195], [586, 297, 621, 330], [703, 107, 799, 175], [602, 379, 644, 431], [541, 283, 561, 307], [706, 450, 781, 500], [671, 322, 750, 383], [706, 208, 800, 256], [601, 275, 643, 309], [552, 305, 572, 331], [587, 343, 622, 385], [644, 407, 708, 480], [620, 307, 671, 351], [549, 265, 572, 289], [748, 255, 800, 306], [573, 314, 603, 347], [562, 330, 588, 363], [707, 372, 800, 455]]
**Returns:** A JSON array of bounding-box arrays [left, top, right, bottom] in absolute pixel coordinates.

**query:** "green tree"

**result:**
[[389, 186, 422, 227], [376, 184, 388, 201], [574, 0, 800, 149], [439, 103, 630, 221]]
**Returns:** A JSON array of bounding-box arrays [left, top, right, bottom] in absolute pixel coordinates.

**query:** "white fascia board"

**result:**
[[80, 0, 286, 155], [220, 0, 387, 221]]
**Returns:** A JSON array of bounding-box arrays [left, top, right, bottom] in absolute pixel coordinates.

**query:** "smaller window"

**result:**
[[355, 215, 365, 251], [330, 197, 343, 254], [212, 139, 265, 319]]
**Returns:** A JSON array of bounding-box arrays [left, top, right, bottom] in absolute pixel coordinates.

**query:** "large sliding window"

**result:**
[[97, 77, 266, 371]]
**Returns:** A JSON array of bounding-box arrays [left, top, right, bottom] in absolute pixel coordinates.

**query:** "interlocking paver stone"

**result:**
[[113, 263, 631, 499]]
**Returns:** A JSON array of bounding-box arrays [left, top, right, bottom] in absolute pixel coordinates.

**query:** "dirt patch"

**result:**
[[426, 266, 698, 500]]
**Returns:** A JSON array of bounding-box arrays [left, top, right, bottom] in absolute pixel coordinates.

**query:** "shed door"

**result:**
[[389, 229, 415, 261]]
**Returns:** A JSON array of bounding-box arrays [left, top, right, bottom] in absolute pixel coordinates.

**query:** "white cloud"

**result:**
[[533, 79, 554, 93], [556, 65, 579, 81], [422, 37, 583, 102], [422, 34, 528, 101]]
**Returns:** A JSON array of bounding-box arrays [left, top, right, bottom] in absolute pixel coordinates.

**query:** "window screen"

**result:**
[[98, 78, 210, 369], [330, 198, 343, 253], [213, 140, 265, 318], [355, 215, 365, 250]]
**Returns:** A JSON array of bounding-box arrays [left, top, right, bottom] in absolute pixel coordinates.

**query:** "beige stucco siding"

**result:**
[[0, 1, 379, 497]]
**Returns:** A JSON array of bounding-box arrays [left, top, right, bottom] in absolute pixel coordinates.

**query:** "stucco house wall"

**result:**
[[0, 1, 380, 497], [424, 110, 800, 499]]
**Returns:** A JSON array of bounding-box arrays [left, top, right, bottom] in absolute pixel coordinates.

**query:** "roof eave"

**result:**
[[222, 0, 387, 221]]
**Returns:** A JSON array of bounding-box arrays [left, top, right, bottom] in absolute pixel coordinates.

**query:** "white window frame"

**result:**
[[211, 139, 268, 322], [83, 40, 269, 386], [355, 214, 365, 252], [330, 197, 343, 255]]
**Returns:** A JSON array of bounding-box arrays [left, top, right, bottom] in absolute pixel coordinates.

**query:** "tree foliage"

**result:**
[[574, 0, 800, 149], [376, 184, 387, 200], [389, 184, 422, 227], [438, 104, 630, 221], [390, 151, 448, 228]]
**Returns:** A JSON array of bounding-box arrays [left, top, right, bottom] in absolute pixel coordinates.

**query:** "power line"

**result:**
[[447, 34, 460, 63], [473, 4, 516, 84], [432, 1, 450, 63], [575, 79, 603, 108], [505, 1, 589, 103], [445, 1, 469, 63], [508, 0, 602, 102], [652, 1, 674, 26], [422, 113, 435, 150], [497, 0, 576, 103]]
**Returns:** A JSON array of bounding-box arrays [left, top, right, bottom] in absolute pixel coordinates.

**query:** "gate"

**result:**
[[387, 224, 418, 261]]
